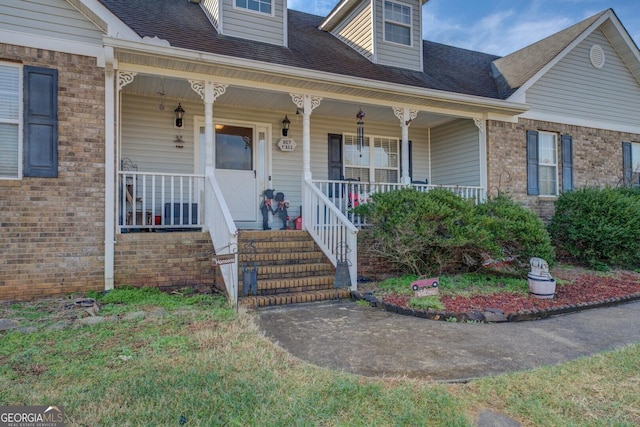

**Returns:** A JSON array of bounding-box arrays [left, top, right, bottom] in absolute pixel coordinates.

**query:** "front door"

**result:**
[[199, 123, 263, 223]]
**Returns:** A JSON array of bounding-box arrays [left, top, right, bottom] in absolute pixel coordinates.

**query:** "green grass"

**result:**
[[1, 287, 639, 426]]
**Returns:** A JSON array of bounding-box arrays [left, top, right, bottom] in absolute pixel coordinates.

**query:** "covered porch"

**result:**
[[105, 40, 526, 304]]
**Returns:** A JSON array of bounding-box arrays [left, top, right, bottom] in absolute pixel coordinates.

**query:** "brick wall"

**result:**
[[114, 232, 218, 291], [0, 44, 106, 301], [357, 230, 399, 281], [486, 118, 640, 220]]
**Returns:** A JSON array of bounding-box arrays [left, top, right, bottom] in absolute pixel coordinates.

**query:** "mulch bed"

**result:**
[[354, 269, 640, 323]]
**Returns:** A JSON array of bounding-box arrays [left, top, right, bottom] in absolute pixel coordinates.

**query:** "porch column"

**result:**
[[104, 48, 116, 292], [474, 118, 487, 201], [291, 94, 322, 180], [393, 107, 418, 185], [190, 80, 228, 175]]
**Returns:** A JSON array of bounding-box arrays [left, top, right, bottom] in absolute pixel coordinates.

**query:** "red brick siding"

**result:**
[[0, 45, 105, 301]]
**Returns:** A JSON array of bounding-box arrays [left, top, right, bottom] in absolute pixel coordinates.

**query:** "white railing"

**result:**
[[205, 173, 239, 307], [118, 171, 205, 231], [303, 180, 358, 290], [313, 180, 486, 226]]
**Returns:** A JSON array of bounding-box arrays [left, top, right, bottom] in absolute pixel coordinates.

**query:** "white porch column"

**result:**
[[103, 48, 116, 291], [291, 94, 322, 180], [393, 107, 418, 185], [189, 80, 228, 175], [475, 118, 488, 201]]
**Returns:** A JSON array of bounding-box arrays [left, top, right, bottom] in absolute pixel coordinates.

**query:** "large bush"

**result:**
[[549, 187, 640, 269], [354, 189, 553, 276], [475, 194, 555, 273]]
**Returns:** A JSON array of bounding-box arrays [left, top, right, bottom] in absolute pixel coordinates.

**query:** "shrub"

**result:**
[[354, 189, 511, 276], [475, 194, 555, 273], [549, 187, 640, 269], [355, 189, 554, 277]]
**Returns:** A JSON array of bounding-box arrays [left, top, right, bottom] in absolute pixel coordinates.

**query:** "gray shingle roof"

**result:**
[[97, 1, 609, 101]]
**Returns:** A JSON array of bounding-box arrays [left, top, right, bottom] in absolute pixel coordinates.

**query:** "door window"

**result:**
[[215, 125, 253, 170]]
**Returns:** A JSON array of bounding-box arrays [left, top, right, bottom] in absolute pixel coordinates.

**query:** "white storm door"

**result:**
[[214, 125, 258, 222]]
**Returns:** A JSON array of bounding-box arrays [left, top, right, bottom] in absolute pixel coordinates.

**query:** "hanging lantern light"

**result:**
[[356, 108, 365, 156]]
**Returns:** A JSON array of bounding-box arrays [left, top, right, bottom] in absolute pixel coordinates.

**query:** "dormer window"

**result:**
[[384, 1, 412, 46], [235, 0, 272, 15]]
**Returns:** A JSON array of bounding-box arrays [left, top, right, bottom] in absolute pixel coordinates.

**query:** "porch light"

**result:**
[[174, 103, 185, 128], [356, 108, 365, 156], [281, 115, 291, 136]]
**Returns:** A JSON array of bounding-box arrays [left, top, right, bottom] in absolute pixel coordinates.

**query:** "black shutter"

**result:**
[[24, 66, 58, 178], [327, 134, 343, 197], [526, 130, 539, 195], [622, 141, 632, 185], [561, 134, 573, 191]]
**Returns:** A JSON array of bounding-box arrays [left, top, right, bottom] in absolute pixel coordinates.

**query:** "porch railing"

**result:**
[[303, 179, 358, 290], [205, 173, 239, 307], [118, 171, 205, 231], [313, 180, 486, 227]]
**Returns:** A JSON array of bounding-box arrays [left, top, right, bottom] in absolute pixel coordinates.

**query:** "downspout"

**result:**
[[104, 46, 115, 291]]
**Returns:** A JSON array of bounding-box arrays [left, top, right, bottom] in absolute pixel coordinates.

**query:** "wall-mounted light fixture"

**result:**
[[281, 115, 291, 137], [174, 103, 185, 128]]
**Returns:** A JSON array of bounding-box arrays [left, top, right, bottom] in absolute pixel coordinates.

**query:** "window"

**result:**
[[344, 134, 398, 182], [0, 63, 58, 179], [622, 141, 640, 186], [527, 131, 573, 196], [235, 0, 271, 15], [384, 1, 412, 46], [0, 64, 21, 179]]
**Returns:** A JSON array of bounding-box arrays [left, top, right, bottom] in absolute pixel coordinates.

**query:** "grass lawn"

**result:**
[[1, 287, 638, 426]]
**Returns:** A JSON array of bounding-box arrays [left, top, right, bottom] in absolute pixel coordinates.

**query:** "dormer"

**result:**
[[320, 0, 427, 72], [199, 0, 288, 47]]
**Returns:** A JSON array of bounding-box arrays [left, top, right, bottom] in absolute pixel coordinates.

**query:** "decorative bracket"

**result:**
[[392, 107, 418, 126], [290, 93, 322, 114], [189, 80, 228, 103], [474, 118, 486, 133], [117, 71, 137, 91]]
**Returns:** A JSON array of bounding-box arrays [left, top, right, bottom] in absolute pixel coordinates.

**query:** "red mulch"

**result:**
[[381, 269, 640, 317]]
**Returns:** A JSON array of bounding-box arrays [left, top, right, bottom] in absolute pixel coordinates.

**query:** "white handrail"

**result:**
[[303, 179, 358, 290], [205, 174, 239, 307]]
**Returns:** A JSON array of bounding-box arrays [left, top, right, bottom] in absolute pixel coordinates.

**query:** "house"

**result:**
[[1, 0, 639, 304]]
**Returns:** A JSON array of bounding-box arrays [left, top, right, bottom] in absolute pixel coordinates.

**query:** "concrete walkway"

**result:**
[[256, 299, 640, 382]]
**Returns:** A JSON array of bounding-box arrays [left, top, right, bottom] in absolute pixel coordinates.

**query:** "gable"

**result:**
[[331, 1, 373, 60], [525, 29, 640, 129], [0, 0, 104, 45]]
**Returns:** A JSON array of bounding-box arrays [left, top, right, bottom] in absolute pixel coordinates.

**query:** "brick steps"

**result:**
[[240, 289, 351, 308], [236, 230, 350, 307]]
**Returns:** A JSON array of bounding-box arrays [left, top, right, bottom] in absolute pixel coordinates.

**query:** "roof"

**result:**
[[98, 0, 501, 99], [491, 10, 609, 98]]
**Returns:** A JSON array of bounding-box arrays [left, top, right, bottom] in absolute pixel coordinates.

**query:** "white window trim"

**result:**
[[0, 61, 23, 180], [233, 0, 275, 18], [343, 133, 400, 183], [383, 0, 413, 48], [538, 131, 558, 197]]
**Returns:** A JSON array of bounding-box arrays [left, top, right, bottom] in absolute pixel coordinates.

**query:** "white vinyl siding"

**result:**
[[0, 63, 21, 179], [374, 0, 422, 71], [0, 0, 103, 45], [430, 119, 480, 186], [527, 30, 640, 128], [332, 1, 373, 60], [200, 0, 221, 30], [223, 0, 285, 45]]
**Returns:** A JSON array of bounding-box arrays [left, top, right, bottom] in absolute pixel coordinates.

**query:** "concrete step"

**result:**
[[240, 288, 351, 308]]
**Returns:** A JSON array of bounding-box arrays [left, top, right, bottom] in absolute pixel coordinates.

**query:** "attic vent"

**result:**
[[590, 44, 605, 69]]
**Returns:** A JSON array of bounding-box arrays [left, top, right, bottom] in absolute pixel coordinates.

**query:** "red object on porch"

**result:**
[[349, 192, 359, 208], [155, 215, 161, 225], [294, 215, 302, 230]]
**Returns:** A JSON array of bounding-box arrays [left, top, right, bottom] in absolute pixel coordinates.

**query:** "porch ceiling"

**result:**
[[122, 75, 459, 128], [110, 39, 529, 123]]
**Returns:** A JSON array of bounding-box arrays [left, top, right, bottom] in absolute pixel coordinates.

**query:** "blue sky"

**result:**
[[288, 0, 640, 56]]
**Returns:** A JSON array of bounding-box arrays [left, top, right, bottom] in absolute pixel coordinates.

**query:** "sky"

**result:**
[[288, 0, 640, 56]]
